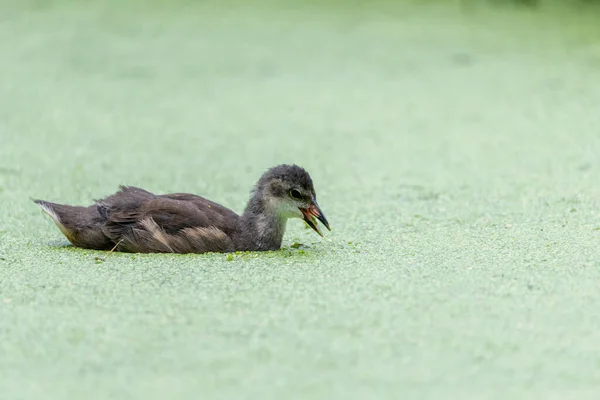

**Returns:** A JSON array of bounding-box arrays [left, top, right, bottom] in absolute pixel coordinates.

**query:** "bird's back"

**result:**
[[35, 185, 241, 253]]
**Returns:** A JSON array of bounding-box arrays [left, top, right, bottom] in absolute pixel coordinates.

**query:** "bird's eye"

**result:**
[[290, 189, 302, 199]]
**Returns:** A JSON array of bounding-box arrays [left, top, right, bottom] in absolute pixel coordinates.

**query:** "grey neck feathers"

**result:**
[[236, 190, 288, 251]]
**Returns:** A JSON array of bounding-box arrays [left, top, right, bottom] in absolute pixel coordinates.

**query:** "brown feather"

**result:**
[[100, 193, 239, 253], [33, 200, 114, 250]]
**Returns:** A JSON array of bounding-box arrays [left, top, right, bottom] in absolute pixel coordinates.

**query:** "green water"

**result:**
[[1, 1, 600, 399]]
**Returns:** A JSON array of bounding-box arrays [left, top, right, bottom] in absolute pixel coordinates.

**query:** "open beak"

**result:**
[[299, 199, 330, 237]]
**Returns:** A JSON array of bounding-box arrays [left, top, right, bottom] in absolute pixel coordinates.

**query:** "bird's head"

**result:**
[[256, 164, 330, 236]]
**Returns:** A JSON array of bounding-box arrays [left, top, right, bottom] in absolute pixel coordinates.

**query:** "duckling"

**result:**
[[33, 164, 330, 253]]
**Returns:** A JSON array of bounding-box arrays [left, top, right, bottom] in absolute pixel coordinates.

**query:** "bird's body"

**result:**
[[33, 164, 330, 254]]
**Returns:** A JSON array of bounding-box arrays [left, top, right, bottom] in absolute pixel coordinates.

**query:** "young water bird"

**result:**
[[33, 164, 330, 253]]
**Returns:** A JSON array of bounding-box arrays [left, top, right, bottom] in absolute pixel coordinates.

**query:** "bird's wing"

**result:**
[[159, 192, 240, 221], [100, 195, 238, 254]]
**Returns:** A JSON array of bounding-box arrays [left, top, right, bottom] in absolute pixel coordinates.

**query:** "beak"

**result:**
[[299, 198, 330, 237]]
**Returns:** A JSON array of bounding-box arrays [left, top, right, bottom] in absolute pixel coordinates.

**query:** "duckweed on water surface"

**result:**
[[1, 1, 600, 399]]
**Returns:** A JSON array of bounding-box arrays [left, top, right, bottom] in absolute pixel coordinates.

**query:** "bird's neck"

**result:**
[[237, 193, 288, 251]]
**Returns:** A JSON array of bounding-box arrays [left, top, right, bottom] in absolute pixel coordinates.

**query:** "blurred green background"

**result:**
[[1, 1, 599, 399]]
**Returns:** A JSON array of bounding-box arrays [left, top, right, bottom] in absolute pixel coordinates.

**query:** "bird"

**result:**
[[33, 164, 330, 254]]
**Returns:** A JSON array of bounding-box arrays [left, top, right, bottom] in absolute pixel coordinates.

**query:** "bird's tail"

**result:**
[[33, 199, 114, 250]]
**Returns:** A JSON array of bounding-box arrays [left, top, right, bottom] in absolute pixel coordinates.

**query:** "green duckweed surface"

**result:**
[[1, 1, 600, 399]]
